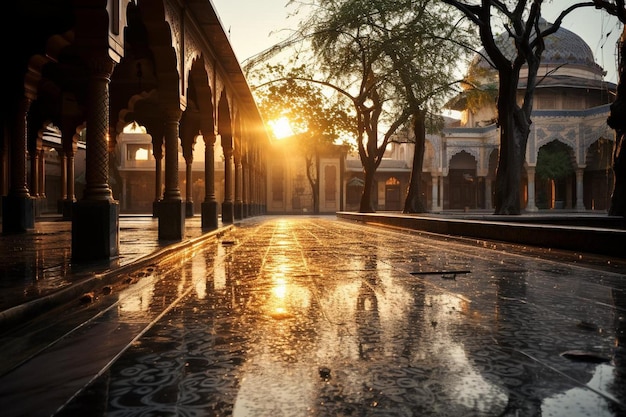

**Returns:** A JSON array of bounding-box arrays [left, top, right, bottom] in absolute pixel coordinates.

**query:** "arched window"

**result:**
[[127, 145, 150, 161]]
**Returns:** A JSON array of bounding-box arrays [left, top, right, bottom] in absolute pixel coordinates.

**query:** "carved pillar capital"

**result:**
[[84, 54, 116, 80], [164, 108, 183, 123]]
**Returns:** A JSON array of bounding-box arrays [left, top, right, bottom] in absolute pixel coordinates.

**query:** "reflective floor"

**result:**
[[1, 216, 625, 416], [0, 215, 211, 313]]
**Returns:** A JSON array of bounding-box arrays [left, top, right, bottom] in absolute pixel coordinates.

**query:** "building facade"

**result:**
[[355, 21, 617, 213], [265, 137, 348, 214]]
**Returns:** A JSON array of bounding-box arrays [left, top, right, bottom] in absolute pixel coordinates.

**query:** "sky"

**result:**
[[210, 0, 623, 83]]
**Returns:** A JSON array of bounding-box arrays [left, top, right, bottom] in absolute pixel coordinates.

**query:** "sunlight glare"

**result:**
[[268, 116, 294, 140]]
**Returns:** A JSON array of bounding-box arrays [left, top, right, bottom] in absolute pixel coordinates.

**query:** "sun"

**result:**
[[268, 116, 294, 140]]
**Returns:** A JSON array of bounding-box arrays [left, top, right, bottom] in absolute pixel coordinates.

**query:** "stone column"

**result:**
[[60, 128, 77, 219], [430, 173, 439, 212], [29, 145, 39, 198], [222, 146, 234, 223], [261, 159, 266, 214], [2, 96, 34, 233], [162, 111, 182, 201], [252, 158, 258, 215], [29, 141, 41, 217], [201, 133, 218, 229], [63, 140, 77, 218], [153, 155, 163, 215], [234, 147, 243, 220], [438, 175, 446, 211], [57, 150, 67, 215], [525, 167, 538, 212], [485, 176, 493, 210], [37, 147, 46, 214], [180, 128, 195, 218], [152, 137, 164, 217], [185, 157, 194, 218], [158, 109, 185, 240], [11, 97, 31, 199], [575, 167, 585, 211], [38, 148, 46, 200], [71, 56, 120, 261], [242, 157, 249, 218], [249, 156, 257, 215]]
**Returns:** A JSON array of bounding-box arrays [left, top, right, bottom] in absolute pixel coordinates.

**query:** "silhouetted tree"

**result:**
[[591, 0, 626, 216], [442, 0, 591, 214]]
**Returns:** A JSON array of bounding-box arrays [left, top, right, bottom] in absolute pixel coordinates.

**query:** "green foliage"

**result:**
[[303, 0, 475, 118], [536, 141, 574, 180], [458, 64, 498, 114]]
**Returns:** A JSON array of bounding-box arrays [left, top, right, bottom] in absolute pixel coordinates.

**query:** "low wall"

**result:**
[[336, 212, 626, 258]]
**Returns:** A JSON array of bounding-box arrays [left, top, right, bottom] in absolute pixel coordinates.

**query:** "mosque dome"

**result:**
[[540, 26, 599, 69], [447, 19, 615, 114], [470, 19, 605, 79]]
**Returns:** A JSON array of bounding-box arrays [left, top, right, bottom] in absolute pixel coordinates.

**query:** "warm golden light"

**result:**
[[268, 116, 294, 140]]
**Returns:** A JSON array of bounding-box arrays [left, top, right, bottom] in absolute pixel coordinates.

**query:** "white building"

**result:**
[[394, 20, 616, 213]]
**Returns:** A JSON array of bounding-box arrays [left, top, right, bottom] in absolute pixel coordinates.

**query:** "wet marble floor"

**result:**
[[0, 216, 625, 416]]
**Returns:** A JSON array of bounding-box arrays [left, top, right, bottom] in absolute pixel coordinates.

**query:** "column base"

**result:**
[[152, 200, 160, 218], [34, 197, 46, 218], [234, 201, 243, 220], [61, 198, 76, 220], [2, 194, 35, 233], [71, 199, 119, 262], [159, 200, 185, 240], [185, 201, 194, 218], [201, 201, 219, 230], [222, 201, 234, 224], [525, 204, 539, 212]]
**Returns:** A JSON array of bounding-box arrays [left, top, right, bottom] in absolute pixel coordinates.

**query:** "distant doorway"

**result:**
[[448, 151, 477, 209], [385, 177, 401, 211], [535, 140, 575, 209]]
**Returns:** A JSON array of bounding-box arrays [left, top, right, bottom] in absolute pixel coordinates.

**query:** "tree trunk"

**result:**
[[403, 109, 426, 213], [305, 154, 319, 214], [359, 162, 376, 213], [608, 26, 626, 217], [314, 153, 320, 214], [493, 73, 530, 215]]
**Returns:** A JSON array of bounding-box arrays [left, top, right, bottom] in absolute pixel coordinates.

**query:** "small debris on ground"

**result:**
[[79, 292, 95, 304], [560, 350, 611, 363]]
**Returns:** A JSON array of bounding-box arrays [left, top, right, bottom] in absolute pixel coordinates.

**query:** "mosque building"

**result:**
[[375, 20, 616, 213]]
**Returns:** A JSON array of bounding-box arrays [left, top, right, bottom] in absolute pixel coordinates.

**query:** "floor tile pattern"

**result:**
[[4, 217, 625, 416]]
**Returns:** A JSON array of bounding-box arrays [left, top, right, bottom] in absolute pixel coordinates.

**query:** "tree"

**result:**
[[590, 0, 626, 217], [441, 0, 592, 214], [403, 111, 428, 213], [288, 0, 472, 213], [395, 109, 445, 213], [376, 2, 468, 213], [536, 141, 574, 182], [251, 64, 354, 214]]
